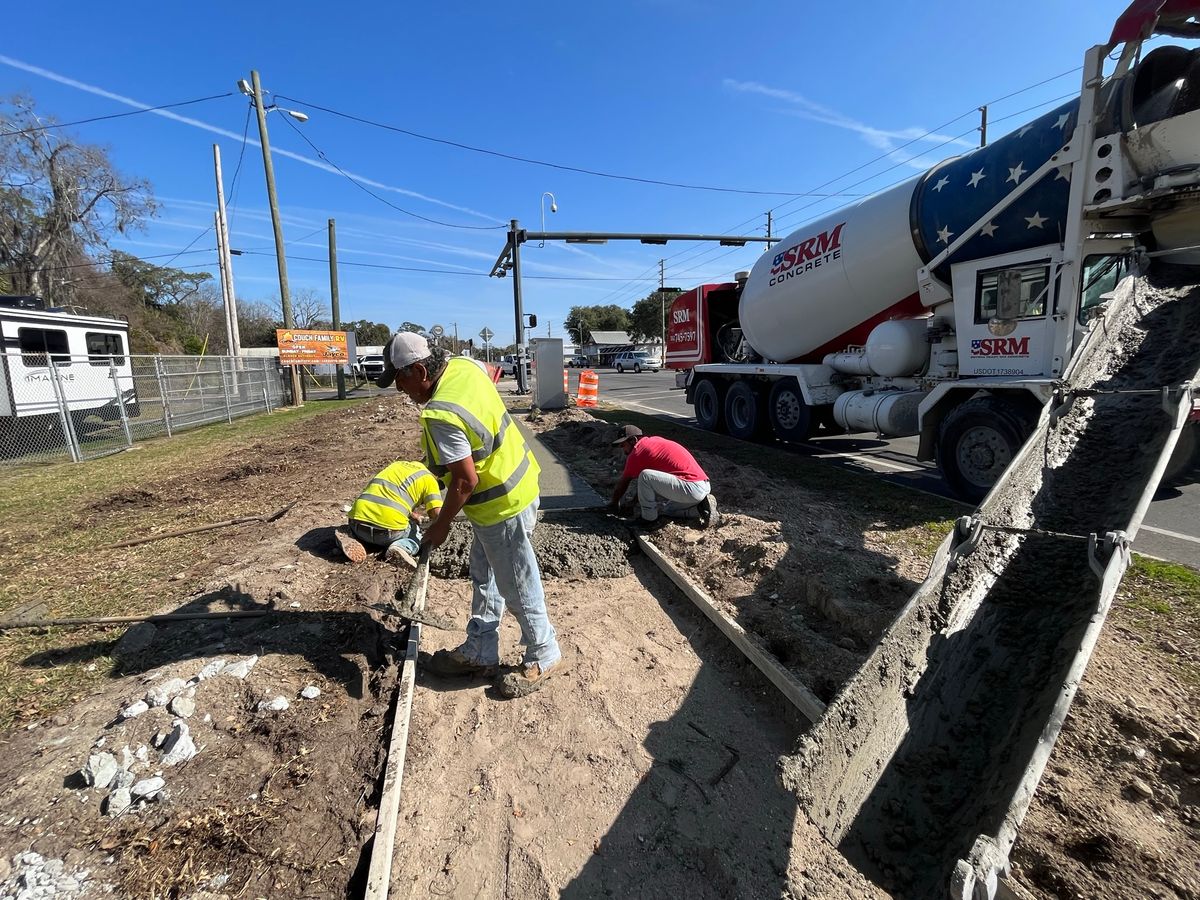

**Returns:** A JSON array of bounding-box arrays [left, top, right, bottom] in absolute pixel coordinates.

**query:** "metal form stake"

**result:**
[[155, 357, 173, 437], [249, 69, 301, 406], [509, 219, 529, 394], [109, 359, 133, 447], [329, 218, 346, 400], [48, 359, 81, 463]]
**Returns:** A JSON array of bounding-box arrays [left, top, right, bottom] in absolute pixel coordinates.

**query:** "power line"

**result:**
[[224, 102, 253, 222], [0, 248, 217, 279], [274, 93, 863, 199], [0, 93, 235, 137], [275, 112, 506, 231], [239, 249, 657, 281]]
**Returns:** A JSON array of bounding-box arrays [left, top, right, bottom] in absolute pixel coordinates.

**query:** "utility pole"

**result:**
[[979, 105, 988, 148], [212, 145, 240, 357], [452, 322, 459, 355], [766, 210, 773, 243], [509, 219, 528, 394], [658, 259, 669, 360], [329, 218, 345, 400], [249, 69, 301, 405]]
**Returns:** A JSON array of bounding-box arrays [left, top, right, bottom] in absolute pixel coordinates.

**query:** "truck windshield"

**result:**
[[1080, 254, 1129, 324]]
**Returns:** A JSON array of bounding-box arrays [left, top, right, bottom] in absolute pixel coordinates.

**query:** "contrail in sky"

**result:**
[[0, 54, 502, 224]]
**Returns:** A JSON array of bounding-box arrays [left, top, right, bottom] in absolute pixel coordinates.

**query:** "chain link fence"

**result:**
[[0, 353, 290, 466]]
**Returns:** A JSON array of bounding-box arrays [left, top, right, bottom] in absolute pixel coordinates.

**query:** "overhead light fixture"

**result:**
[[236, 79, 253, 96]]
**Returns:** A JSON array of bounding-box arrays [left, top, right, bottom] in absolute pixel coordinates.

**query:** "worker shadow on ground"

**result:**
[[561, 558, 811, 899], [20, 584, 390, 701]]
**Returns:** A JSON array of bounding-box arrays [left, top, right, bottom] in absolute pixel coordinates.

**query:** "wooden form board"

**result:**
[[637, 535, 827, 724]]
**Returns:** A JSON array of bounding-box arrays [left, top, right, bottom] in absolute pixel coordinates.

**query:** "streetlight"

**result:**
[[540, 192, 557, 248], [238, 71, 307, 405]]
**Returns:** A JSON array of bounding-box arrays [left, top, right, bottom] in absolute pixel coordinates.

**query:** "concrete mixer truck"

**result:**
[[668, 8, 1200, 502]]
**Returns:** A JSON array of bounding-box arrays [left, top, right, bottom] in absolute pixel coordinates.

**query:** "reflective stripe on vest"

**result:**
[[351, 464, 440, 530], [420, 357, 540, 526]]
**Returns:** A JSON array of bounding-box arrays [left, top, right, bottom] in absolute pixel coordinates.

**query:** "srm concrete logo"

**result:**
[[768, 223, 844, 286], [971, 337, 1030, 357]]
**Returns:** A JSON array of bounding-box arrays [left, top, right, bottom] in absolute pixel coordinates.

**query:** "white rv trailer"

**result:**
[[0, 299, 137, 425]]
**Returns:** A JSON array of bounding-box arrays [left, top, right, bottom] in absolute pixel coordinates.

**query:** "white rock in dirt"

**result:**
[[135, 745, 149, 763], [81, 752, 118, 790], [192, 658, 227, 683], [151, 730, 167, 749], [119, 699, 149, 720], [160, 721, 197, 766], [222, 655, 259, 679], [289, 601, 301, 609], [131, 776, 166, 799], [0, 850, 90, 897], [145, 677, 187, 707], [257, 696, 290, 713], [104, 787, 132, 817], [299, 686, 321, 700], [117, 745, 135, 772], [169, 696, 196, 718]]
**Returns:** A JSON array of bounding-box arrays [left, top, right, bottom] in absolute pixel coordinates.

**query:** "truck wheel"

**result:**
[[768, 378, 816, 442], [1164, 423, 1198, 485], [937, 396, 1036, 504], [725, 381, 767, 441], [693, 378, 724, 432]]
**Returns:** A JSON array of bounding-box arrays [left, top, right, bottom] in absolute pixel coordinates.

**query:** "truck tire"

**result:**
[[937, 395, 1036, 504], [725, 381, 767, 441], [693, 378, 724, 432], [768, 378, 816, 442], [1164, 422, 1198, 485]]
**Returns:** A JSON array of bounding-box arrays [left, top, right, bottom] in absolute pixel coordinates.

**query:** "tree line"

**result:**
[[0, 95, 390, 355], [563, 290, 683, 348]]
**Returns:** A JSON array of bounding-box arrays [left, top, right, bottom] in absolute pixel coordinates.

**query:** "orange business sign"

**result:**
[[275, 329, 350, 365]]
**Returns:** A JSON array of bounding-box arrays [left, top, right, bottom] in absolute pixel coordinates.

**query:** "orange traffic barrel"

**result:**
[[577, 369, 599, 408]]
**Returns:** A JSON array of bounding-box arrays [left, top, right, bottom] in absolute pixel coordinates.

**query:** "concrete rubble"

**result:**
[[299, 686, 321, 700], [0, 851, 90, 898], [160, 721, 197, 767], [144, 677, 187, 708], [258, 696, 290, 713], [80, 752, 117, 791], [221, 655, 258, 679], [118, 700, 148, 720]]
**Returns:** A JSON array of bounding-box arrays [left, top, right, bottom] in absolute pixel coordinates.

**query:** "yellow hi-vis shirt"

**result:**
[[419, 357, 540, 526], [349, 461, 444, 531]]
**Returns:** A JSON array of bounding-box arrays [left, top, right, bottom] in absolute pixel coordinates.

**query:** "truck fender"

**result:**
[[916, 381, 1054, 461]]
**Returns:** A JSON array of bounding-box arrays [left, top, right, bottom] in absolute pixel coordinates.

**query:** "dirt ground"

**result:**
[[0, 386, 1194, 898]]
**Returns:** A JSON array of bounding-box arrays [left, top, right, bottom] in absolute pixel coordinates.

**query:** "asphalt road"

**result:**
[[559, 367, 1200, 570]]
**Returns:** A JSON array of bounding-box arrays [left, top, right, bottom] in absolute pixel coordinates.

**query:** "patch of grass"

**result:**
[[1122, 555, 1200, 617], [0, 399, 362, 729]]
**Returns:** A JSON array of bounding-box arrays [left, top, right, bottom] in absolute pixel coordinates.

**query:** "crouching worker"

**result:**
[[608, 425, 719, 531], [335, 460, 444, 569]]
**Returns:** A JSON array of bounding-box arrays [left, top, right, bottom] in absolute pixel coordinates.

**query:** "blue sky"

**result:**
[[3, 1, 1146, 347]]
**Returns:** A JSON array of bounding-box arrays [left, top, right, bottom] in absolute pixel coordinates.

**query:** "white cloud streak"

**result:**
[[0, 54, 503, 224], [723, 79, 975, 171]]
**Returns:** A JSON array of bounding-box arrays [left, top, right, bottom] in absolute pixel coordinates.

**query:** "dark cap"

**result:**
[[611, 424, 643, 445], [374, 334, 398, 388]]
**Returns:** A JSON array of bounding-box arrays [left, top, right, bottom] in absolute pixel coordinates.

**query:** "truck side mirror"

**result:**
[[989, 270, 1022, 336]]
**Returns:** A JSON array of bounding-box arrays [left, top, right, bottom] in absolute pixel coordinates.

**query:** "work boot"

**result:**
[[497, 657, 569, 699], [637, 515, 669, 533], [385, 542, 418, 571], [697, 494, 720, 529], [335, 526, 367, 563], [426, 648, 497, 678]]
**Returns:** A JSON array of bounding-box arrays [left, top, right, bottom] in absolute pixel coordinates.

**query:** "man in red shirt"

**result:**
[[607, 425, 719, 530]]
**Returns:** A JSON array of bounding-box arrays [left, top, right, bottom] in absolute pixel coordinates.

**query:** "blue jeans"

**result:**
[[461, 498, 560, 669], [350, 519, 421, 556]]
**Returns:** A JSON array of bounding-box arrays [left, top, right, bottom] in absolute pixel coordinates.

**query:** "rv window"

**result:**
[[18, 328, 70, 367], [975, 262, 1051, 323], [86, 332, 125, 366]]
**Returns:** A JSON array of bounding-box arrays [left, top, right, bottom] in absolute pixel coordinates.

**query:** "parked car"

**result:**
[[566, 354, 589, 368], [613, 351, 661, 373]]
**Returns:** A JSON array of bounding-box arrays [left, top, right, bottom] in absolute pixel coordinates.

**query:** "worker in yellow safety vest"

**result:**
[[380, 331, 565, 699], [335, 460, 444, 569]]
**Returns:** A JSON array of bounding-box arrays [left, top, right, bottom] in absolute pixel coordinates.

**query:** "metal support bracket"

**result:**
[[947, 515, 985, 572], [1088, 530, 1131, 579]]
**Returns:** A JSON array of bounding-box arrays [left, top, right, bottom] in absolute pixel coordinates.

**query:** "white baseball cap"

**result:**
[[376, 332, 431, 387]]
